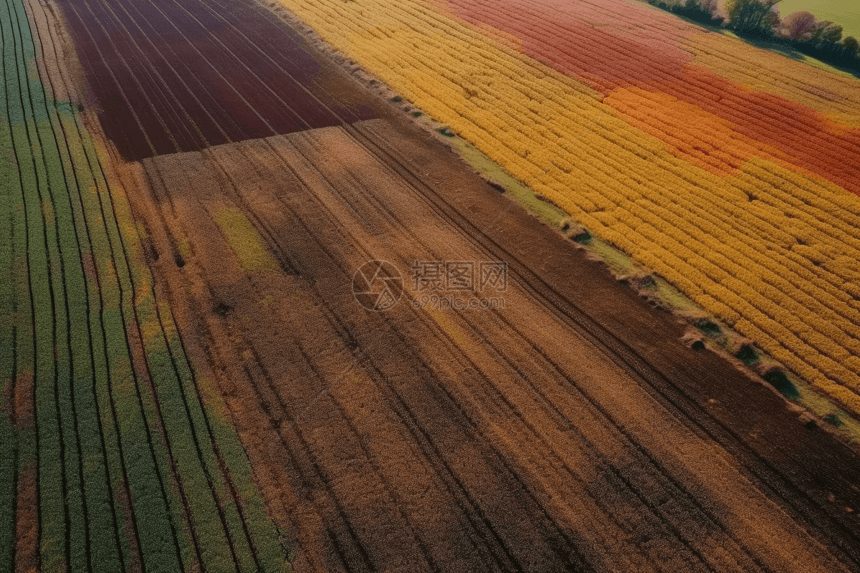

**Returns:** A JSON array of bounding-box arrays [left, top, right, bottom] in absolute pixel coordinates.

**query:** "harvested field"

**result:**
[[113, 112, 860, 572]]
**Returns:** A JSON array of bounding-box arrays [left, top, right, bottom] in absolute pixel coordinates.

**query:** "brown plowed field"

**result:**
[[54, 0, 380, 160], [110, 112, 860, 572]]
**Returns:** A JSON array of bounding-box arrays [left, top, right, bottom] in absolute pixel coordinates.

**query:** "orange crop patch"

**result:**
[[443, 0, 694, 90], [646, 66, 860, 194], [440, 0, 860, 195], [15, 462, 38, 573], [13, 372, 34, 431], [604, 86, 777, 177]]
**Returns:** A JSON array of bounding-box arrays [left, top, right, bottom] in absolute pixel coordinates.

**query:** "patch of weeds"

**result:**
[[411, 111, 422, 117], [213, 208, 278, 272], [695, 319, 721, 336], [823, 413, 845, 428], [391, 95, 403, 103], [735, 343, 758, 365], [691, 339, 706, 350], [763, 369, 800, 400], [487, 180, 505, 193], [437, 127, 455, 137], [635, 274, 657, 290], [571, 230, 592, 244]]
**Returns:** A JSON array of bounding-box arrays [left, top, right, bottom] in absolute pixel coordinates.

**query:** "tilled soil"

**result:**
[[53, 0, 380, 160], [114, 115, 860, 572]]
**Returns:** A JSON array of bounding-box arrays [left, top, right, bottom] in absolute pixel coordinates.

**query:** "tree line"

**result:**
[[645, 0, 860, 73]]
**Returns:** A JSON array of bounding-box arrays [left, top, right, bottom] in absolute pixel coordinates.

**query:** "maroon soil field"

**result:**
[[54, 0, 380, 160]]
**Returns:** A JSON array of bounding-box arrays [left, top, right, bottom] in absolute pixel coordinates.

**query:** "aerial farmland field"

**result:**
[[3, 0, 860, 570]]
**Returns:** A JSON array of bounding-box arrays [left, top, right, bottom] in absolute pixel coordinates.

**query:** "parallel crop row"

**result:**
[[277, 0, 860, 412], [1, 0, 289, 570], [445, 0, 860, 193]]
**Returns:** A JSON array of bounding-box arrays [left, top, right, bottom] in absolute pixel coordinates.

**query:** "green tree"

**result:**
[[843, 36, 860, 57], [679, 0, 720, 22], [725, 0, 782, 36], [811, 21, 843, 45], [684, 0, 717, 13]]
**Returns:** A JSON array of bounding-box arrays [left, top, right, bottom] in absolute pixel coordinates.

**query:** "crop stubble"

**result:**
[[115, 112, 860, 570]]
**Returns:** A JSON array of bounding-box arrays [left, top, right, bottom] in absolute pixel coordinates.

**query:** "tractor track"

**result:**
[[350, 117, 860, 569]]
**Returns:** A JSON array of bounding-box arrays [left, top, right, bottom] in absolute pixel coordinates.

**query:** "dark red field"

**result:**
[[56, 0, 380, 160]]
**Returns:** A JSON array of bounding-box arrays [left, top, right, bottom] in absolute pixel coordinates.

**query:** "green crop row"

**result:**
[[4, 0, 129, 566], [104, 120, 279, 571], [1, 0, 291, 570], [2, 1, 61, 570], [0, 0, 16, 566]]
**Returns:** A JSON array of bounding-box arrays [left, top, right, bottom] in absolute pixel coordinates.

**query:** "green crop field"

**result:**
[[0, 0, 289, 570]]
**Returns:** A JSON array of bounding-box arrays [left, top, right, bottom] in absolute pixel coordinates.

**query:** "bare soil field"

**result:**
[[54, 0, 381, 159], [11, 0, 860, 569]]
